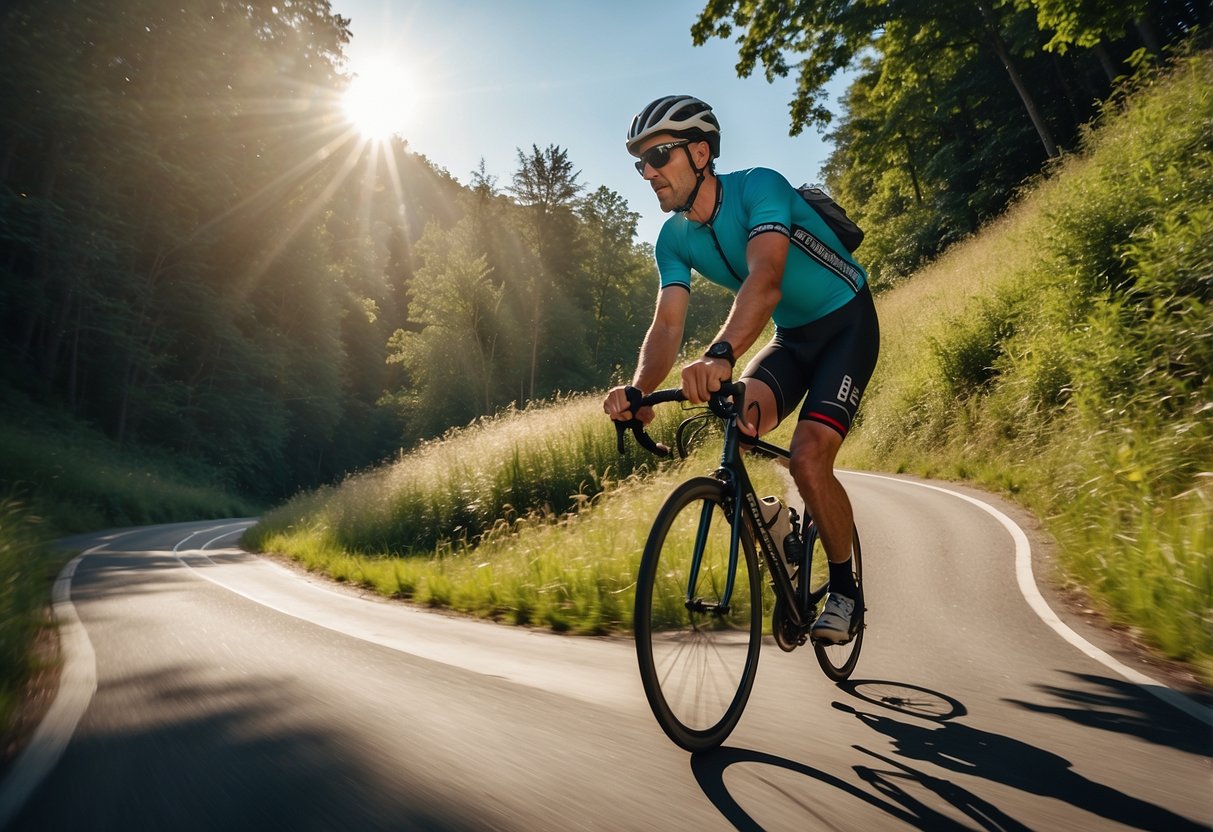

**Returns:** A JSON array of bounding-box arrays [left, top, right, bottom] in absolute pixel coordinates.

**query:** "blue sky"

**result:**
[[332, 0, 848, 244]]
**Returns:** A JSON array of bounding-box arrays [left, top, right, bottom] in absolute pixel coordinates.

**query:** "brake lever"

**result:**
[[614, 386, 672, 457]]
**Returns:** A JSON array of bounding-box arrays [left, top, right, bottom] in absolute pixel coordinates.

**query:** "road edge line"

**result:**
[[0, 545, 104, 828], [846, 470, 1213, 728]]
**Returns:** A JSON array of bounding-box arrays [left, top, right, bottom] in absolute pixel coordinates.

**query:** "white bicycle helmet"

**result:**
[[626, 95, 721, 158]]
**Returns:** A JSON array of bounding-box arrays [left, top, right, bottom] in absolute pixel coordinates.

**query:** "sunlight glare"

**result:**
[[342, 61, 418, 140]]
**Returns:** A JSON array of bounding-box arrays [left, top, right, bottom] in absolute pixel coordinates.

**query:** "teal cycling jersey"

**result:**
[[654, 167, 868, 328]]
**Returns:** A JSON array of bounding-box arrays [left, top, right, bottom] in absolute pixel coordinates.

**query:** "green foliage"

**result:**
[[1028, 0, 1149, 54], [698, 0, 1207, 288], [0, 501, 57, 740], [844, 50, 1213, 680], [249, 426, 788, 635], [1, 4, 665, 506], [1, 390, 255, 532]]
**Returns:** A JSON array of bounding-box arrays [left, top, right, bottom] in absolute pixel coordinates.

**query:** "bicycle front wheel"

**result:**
[[634, 477, 762, 752]]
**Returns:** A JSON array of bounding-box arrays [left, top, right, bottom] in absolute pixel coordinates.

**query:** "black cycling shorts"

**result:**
[[742, 284, 879, 438]]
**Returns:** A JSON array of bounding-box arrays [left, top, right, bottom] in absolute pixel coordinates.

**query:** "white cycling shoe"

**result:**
[[810, 592, 856, 644]]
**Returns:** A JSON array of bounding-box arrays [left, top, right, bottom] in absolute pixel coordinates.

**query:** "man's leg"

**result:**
[[788, 419, 852, 565], [790, 419, 859, 642]]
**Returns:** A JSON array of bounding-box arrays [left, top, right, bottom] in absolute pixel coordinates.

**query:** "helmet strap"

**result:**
[[674, 145, 708, 215]]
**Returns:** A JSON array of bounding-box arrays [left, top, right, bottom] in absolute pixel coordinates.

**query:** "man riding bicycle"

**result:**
[[603, 94, 880, 643]]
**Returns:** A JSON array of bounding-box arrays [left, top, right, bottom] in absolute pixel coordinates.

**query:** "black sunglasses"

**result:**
[[634, 140, 690, 174]]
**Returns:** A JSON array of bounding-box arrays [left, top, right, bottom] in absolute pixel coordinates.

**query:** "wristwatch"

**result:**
[[704, 341, 735, 367]]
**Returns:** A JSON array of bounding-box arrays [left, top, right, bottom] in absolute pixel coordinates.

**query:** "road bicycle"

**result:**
[[615, 381, 865, 751]]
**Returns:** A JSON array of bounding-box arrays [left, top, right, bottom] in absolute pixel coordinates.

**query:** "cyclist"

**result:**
[[603, 94, 879, 643]]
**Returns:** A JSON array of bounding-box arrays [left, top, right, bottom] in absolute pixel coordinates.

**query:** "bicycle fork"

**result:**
[[682, 485, 811, 626], [683, 495, 737, 616]]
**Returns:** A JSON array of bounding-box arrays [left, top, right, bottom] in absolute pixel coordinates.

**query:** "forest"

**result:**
[[1, 0, 1207, 506]]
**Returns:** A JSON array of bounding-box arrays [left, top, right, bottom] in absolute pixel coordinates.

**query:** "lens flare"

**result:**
[[342, 61, 417, 139]]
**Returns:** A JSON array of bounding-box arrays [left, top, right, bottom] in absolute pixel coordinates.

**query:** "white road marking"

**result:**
[[0, 529, 140, 828], [847, 470, 1213, 727]]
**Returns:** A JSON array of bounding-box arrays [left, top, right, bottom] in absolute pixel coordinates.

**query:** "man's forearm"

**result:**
[[632, 323, 682, 393], [714, 272, 781, 356]]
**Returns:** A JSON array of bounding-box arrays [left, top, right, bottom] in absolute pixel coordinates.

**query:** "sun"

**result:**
[[341, 61, 418, 140]]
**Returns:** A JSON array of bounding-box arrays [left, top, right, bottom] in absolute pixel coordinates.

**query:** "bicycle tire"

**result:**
[[634, 477, 762, 752], [812, 525, 864, 681]]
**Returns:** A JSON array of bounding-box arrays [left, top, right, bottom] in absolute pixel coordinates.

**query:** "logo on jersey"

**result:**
[[789, 225, 863, 291]]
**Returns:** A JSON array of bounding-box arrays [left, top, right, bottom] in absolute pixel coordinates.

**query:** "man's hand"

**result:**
[[681, 356, 731, 404], [603, 385, 654, 425]]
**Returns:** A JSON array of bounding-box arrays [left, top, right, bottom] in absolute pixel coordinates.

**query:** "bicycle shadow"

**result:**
[[689, 745, 1020, 831], [833, 699, 1208, 832], [1003, 670, 1213, 756], [689, 680, 1011, 831], [836, 679, 968, 721], [689, 679, 1205, 831]]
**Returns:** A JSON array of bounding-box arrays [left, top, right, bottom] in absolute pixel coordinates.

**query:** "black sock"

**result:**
[[828, 558, 857, 600]]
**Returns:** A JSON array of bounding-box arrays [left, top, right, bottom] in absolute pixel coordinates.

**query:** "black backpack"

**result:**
[[797, 184, 864, 253]]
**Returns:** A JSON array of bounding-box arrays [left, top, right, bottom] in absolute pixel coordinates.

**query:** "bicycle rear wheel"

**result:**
[[634, 477, 762, 752], [812, 525, 864, 681]]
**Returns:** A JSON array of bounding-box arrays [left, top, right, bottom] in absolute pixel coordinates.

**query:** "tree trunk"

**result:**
[[1134, 16, 1162, 55], [902, 136, 924, 204], [1093, 41, 1119, 84], [975, 0, 1060, 158]]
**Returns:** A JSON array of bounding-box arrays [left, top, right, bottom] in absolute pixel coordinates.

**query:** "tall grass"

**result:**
[[253, 407, 786, 635], [843, 48, 1213, 681], [246, 393, 702, 557], [0, 501, 56, 739], [1, 389, 256, 533]]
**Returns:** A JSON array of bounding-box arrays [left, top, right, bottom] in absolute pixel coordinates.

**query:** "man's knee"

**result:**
[[789, 422, 842, 493]]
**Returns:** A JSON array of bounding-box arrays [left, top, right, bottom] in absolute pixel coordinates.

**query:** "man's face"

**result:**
[[635, 134, 707, 213]]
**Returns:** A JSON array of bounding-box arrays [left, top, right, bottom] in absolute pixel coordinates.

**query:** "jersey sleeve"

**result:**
[[740, 167, 795, 241], [654, 220, 692, 292]]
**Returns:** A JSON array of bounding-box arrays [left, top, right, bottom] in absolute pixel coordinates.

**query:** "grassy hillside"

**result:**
[[840, 49, 1212, 681], [1, 388, 257, 533], [251, 49, 1209, 680], [245, 392, 787, 633]]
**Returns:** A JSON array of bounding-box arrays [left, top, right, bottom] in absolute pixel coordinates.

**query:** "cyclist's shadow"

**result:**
[[689, 744, 1015, 832], [690, 679, 998, 830], [832, 699, 1207, 832], [688, 677, 1204, 831]]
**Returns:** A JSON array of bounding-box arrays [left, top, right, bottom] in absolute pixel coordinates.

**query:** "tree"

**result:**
[[693, 0, 1061, 157], [388, 218, 507, 431], [576, 187, 653, 375], [507, 144, 585, 399]]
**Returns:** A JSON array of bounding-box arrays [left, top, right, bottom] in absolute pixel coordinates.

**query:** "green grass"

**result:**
[[250, 48, 1211, 684], [254, 444, 786, 634], [841, 47, 1213, 682], [245, 391, 715, 557], [0, 501, 59, 743], [1, 389, 256, 533]]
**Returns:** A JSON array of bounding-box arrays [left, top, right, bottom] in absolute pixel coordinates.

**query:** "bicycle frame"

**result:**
[[629, 381, 866, 750], [687, 390, 824, 630]]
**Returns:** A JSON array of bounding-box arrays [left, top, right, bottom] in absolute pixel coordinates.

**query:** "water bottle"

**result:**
[[782, 507, 805, 570], [759, 496, 792, 563]]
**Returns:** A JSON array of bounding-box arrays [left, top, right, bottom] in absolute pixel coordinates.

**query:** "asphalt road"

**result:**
[[2, 472, 1210, 831]]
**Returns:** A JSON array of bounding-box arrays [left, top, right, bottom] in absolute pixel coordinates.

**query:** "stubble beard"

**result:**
[[653, 180, 684, 214]]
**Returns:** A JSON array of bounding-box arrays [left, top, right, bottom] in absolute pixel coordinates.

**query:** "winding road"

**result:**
[[2, 472, 1210, 831]]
